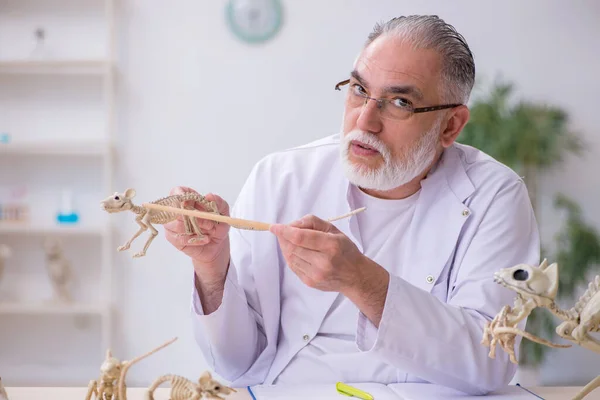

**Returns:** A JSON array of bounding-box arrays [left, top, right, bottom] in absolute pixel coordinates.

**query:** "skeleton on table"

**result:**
[[85, 337, 177, 400], [481, 259, 600, 400], [145, 371, 236, 400]]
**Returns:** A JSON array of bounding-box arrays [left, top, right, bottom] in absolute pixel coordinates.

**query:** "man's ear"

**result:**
[[440, 105, 470, 148]]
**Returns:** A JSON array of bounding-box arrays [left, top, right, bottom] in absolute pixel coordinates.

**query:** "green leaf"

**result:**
[[459, 78, 585, 174]]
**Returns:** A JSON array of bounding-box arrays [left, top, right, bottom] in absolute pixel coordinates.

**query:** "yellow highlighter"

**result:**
[[336, 382, 374, 400]]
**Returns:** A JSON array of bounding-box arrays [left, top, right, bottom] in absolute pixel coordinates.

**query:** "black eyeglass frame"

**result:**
[[334, 79, 462, 114]]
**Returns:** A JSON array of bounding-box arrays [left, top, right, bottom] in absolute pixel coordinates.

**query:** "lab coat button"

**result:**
[[462, 209, 470, 217], [426, 275, 435, 284], [303, 334, 310, 341]]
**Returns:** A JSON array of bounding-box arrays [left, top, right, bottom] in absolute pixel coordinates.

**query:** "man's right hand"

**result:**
[[164, 186, 231, 285]]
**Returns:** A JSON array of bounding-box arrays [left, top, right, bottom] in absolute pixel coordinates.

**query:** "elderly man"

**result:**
[[165, 15, 539, 395]]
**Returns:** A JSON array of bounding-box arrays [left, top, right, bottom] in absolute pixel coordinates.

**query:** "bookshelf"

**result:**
[[0, 0, 117, 386]]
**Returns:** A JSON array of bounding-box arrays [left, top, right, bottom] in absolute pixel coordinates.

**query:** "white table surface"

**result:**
[[3, 385, 592, 400]]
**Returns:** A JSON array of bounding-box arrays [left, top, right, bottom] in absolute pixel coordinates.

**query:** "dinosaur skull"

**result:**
[[493, 259, 559, 307], [100, 189, 136, 213], [99, 349, 123, 380], [198, 371, 236, 397]]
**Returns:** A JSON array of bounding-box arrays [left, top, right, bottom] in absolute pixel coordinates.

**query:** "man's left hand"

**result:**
[[270, 214, 390, 326], [269, 215, 383, 295]]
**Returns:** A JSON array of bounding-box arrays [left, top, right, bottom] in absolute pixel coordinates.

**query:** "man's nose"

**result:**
[[356, 98, 383, 134]]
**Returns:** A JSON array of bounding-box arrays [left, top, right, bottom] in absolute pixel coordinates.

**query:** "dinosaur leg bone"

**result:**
[[174, 209, 196, 238], [186, 214, 210, 244], [134, 214, 158, 258], [85, 380, 98, 400], [573, 374, 600, 400], [493, 327, 572, 348], [119, 213, 148, 252], [481, 305, 511, 349]]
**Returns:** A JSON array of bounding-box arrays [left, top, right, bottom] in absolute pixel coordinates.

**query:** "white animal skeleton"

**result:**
[[0, 377, 9, 400], [146, 371, 236, 400], [100, 189, 219, 258], [86, 337, 176, 400], [44, 238, 72, 302], [481, 259, 600, 400], [0, 244, 12, 285]]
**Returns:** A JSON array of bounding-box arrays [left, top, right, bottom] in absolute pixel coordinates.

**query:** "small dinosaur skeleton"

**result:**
[[0, 377, 9, 400], [481, 259, 600, 400], [44, 238, 73, 303], [86, 337, 177, 400], [0, 244, 11, 285], [100, 189, 219, 258], [146, 371, 236, 400]]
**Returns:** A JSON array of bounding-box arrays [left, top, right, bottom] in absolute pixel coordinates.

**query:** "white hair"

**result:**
[[364, 15, 475, 104]]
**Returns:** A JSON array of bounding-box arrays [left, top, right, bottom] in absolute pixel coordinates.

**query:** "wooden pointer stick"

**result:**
[[141, 203, 366, 231]]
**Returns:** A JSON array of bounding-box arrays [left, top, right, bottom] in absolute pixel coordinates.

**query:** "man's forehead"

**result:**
[[354, 37, 442, 88]]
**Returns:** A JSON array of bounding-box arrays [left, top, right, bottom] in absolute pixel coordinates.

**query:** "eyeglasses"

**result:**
[[335, 79, 462, 121]]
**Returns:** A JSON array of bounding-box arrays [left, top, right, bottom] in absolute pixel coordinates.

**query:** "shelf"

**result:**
[[0, 365, 102, 387], [0, 223, 108, 236], [0, 59, 113, 75], [0, 140, 112, 157], [0, 301, 107, 315]]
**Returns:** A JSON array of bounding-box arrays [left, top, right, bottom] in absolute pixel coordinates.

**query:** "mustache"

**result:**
[[343, 130, 390, 159]]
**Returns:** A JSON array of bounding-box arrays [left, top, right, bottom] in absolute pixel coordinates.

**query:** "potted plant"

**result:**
[[458, 79, 600, 384]]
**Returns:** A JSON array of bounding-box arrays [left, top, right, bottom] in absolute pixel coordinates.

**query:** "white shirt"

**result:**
[[273, 185, 420, 384], [190, 133, 540, 395]]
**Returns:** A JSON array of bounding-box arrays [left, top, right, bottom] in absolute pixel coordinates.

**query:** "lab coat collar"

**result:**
[[339, 143, 476, 293], [343, 143, 475, 217], [264, 143, 475, 383]]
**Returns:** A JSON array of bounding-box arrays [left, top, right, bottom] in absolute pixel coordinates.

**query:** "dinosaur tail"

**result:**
[[146, 375, 177, 400], [118, 337, 178, 400]]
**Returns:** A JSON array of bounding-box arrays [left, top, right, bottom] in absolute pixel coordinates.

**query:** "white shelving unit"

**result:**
[[0, 0, 117, 385], [0, 302, 108, 316], [0, 60, 112, 75], [0, 140, 112, 157]]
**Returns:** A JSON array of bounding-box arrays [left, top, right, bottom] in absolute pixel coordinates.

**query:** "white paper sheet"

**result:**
[[249, 382, 401, 400], [387, 383, 542, 399]]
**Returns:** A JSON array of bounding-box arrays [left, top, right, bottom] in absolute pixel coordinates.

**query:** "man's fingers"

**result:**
[[165, 229, 210, 248], [164, 221, 212, 247], [296, 214, 340, 233], [286, 251, 315, 287], [165, 218, 213, 233], [170, 186, 197, 196], [290, 245, 321, 266], [270, 224, 329, 251], [203, 193, 230, 216]]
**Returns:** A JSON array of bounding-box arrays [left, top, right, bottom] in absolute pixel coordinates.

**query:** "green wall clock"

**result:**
[[225, 0, 283, 44]]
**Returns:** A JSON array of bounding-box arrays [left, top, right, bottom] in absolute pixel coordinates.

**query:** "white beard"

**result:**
[[339, 119, 441, 192]]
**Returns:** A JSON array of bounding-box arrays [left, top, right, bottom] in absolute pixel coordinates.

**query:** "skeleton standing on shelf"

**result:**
[[481, 259, 600, 400], [0, 244, 11, 285], [0, 376, 9, 400], [44, 238, 73, 303]]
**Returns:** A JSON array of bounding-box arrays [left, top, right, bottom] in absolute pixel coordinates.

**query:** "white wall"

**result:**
[[2, 0, 600, 388]]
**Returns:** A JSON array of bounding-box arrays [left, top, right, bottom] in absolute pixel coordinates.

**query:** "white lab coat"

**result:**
[[190, 134, 540, 394]]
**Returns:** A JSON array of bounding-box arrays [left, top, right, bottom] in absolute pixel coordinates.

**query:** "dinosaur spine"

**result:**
[[146, 374, 197, 400]]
